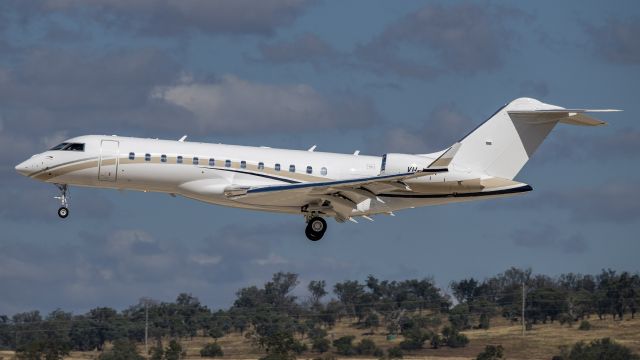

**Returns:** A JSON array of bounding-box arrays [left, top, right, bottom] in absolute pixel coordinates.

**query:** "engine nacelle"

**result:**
[[381, 153, 432, 174]]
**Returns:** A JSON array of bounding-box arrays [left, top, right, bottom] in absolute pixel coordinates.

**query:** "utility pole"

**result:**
[[521, 282, 525, 336], [145, 301, 149, 357]]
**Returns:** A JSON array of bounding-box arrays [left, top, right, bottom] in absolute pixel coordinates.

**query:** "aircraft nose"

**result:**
[[15, 160, 32, 176]]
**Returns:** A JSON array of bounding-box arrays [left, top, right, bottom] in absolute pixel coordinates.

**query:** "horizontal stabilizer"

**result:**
[[508, 109, 621, 126]]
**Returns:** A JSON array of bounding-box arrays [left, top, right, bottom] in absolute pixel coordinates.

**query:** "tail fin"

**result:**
[[453, 97, 620, 179]]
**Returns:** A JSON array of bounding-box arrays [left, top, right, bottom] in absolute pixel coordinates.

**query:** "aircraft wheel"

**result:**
[[58, 206, 69, 219], [305, 217, 326, 241]]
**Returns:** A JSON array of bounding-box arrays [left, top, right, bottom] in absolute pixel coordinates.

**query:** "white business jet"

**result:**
[[15, 98, 619, 240]]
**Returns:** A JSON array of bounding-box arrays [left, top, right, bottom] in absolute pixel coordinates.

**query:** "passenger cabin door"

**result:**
[[99, 140, 119, 182]]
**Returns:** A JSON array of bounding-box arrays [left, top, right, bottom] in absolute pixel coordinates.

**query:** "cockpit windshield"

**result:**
[[49, 143, 85, 151]]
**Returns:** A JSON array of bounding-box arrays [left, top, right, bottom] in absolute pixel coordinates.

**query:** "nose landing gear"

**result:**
[[54, 184, 69, 219], [305, 215, 327, 241]]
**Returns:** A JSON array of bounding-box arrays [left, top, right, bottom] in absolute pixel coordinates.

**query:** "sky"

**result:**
[[0, 0, 639, 315]]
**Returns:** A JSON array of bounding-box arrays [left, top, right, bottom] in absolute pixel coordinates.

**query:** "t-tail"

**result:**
[[449, 97, 620, 180]]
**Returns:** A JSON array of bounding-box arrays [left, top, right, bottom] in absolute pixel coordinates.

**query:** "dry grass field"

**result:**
[[1, 315, 638, 360]]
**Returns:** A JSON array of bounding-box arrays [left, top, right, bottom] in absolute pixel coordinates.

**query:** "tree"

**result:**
[[15, 310, 72, 360], [308, 280, 327, 305], [448, 304, 471, 330], [451, 278, 479, 304], [363, 312, 380, 334], [333, 281, 365, 318], [98, 339, 144, 360], [200, 343, 223, 357], [164, 340, 185, 360], [87, 307, 121, 351]]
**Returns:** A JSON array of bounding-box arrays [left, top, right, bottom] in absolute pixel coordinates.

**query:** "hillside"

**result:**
[[2, 315, 637, 360]]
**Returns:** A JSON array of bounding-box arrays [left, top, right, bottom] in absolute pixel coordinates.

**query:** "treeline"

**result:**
[[0, 268, 638, 359]]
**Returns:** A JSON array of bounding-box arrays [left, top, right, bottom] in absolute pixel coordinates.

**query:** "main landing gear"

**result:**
[[54, 184, 69, 219], [305, 215, 327, 241]]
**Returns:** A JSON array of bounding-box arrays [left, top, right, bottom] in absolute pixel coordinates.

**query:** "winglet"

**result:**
[[426, 142, 461, 171]]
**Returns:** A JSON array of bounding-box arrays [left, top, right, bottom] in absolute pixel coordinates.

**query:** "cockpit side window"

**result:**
[[50, 143, 69, 150], [64, 143, 85, 151], [49, 143, 85, 151]]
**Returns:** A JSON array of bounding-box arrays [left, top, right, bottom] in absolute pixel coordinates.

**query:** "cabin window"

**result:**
[[275, 163, 281, 171], [289, 165, 295, 173], [161, 154, 167, 163], [128, 152, 135, 160], [321, 167, 327, 176], [145, 153, 151, 162], [193, 157, 199, 165], [306, 166, 313, 174], [240, 161, 246, 169], [225, 160, 231, 167], [258, 162, 264, 170], [177, 156, 183, 164], [209, 158, 215, 166]]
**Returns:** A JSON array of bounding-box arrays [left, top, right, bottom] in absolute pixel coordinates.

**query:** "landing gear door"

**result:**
[[99, 140, 119, 182]]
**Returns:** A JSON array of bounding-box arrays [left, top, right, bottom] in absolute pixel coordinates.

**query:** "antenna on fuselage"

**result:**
[[178, 135, 187, 142]]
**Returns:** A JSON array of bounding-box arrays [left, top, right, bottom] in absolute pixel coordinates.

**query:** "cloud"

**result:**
[[355, 3, 527, 79], [152, 74, 377, 133], [519, 80, 550, 98], [584, 17, 640, 64], [368, 103, 472, 154], [1, 0, 314, 37], [256, 33, 343, 68], [511, 225, 588, 254], [0, 223, 355, 314], [488, 181, 640, 225], [0, 186, 113, 222]]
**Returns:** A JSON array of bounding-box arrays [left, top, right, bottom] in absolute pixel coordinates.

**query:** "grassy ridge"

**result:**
[[1, 315, 634, 360]]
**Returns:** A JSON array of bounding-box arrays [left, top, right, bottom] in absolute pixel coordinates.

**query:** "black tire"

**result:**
[[305, 227, 322, 241], [58, 206, 69, 219], [305, 217, 326, 241]]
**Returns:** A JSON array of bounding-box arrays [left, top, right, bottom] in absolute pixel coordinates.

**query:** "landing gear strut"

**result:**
[[54, 184, 69, 219], [305, 215, 327, 241]]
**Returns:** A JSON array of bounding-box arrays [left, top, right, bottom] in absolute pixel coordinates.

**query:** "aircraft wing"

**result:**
[[223, 169, 438, 220], [224, 143, 461, 221]]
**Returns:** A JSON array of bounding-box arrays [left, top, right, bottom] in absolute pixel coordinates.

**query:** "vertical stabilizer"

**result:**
[[454, 98, 616, 179]]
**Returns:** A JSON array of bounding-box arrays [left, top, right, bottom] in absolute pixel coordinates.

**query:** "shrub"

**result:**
[[200, 343, 223, 358], [332, 336, 356, 356], [355, 339, 381, 356], [312, 337, 330, 353], [578, 320, 592, 331], [478, 313, 490, 330], [448, 303, 471, 330], [399, 327, 431, 350], [164, 340, 185, 360], [554, 338, 639, 360], [430, 334, 443, 349], [476, 345, 504, 360], [387, 346, 403, 359], [291, 340, 307, 355], [98, 339, 144, 360], [442, 326, 469, 348], [558, 313, 575, 327]]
